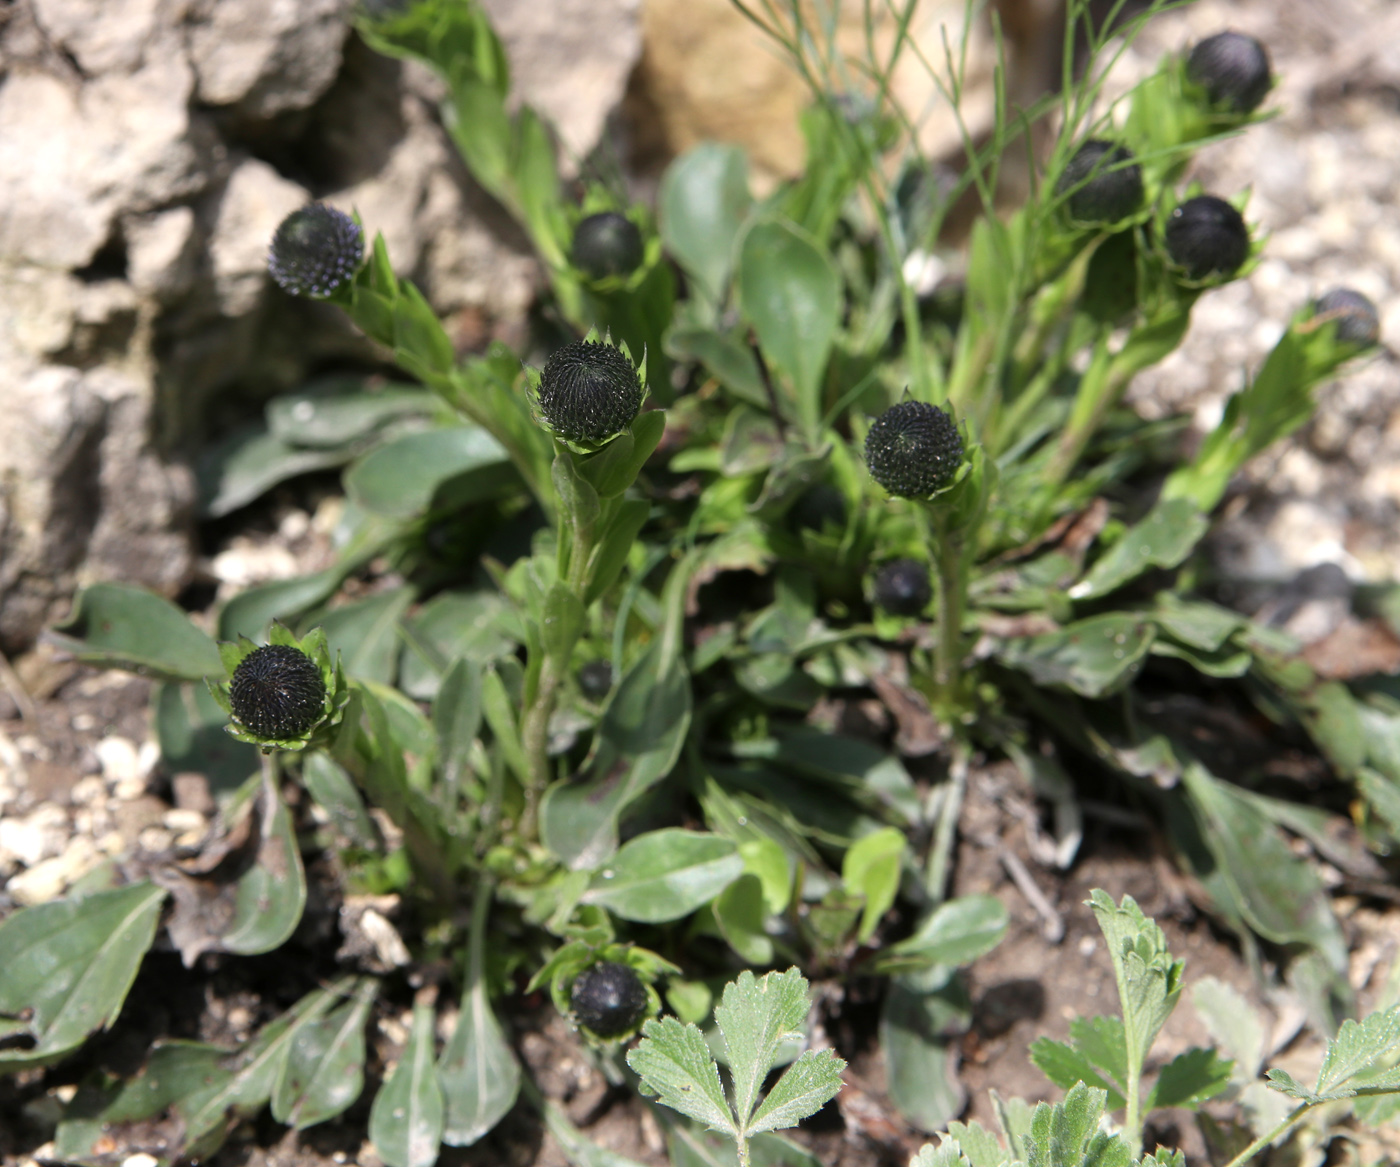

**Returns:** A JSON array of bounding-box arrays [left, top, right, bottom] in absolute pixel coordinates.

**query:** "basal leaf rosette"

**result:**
[[525, 329, 649, 451], [208, 624, 351, 752]]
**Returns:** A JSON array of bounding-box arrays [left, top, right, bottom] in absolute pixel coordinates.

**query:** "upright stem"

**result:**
[[1124, 1062, 1143, 1160], [925, 507, 967, 706]]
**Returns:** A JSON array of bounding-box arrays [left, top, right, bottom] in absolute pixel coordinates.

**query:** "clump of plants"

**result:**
[[7, 1, 1395, 1165]]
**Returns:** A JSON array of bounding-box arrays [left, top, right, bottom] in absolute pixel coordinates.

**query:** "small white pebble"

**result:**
[[97, 831, 126, 858], [71, 775, 106, 806], [96, 736, 141, 785], [122, 1154, 161, 1167], [7, 837, 100, 905], [71, 712, 97, 732], [138, 827, 174, 853], [137, 740, 161, 777], [162, 808, 206, 834]]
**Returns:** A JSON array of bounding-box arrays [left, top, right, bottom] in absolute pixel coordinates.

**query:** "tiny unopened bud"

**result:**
[[230, 645, 327, 740], [1186, 31, 1272, 114], [1314, 288, 1380, 347], [578, 660, 614, 700], [571, 212, 644, 281], [1164, 195, 1249, 280], [538, 340, 644, 444], [865, 400, 964, 499], [268, 203, 364, 297], [874, 559, 932, 617], [570, 961, 648, 1038], [1056, 140, 1144, 223]]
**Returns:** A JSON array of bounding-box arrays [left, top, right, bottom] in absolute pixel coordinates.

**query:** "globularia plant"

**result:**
[[16, 0, 1394, 1164]]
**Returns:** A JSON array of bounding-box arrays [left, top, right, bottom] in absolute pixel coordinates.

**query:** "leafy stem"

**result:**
[[922, 504, 967, 706]]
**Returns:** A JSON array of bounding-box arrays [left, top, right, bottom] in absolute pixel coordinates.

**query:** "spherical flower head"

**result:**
[[570, 961, 648, 1039], [865, 400, 964, 499], [1164, 195, 1249, 280], [268, 203, 364, 297], [537, 340, 644, 445], [1314, 288, 1380, 347], [229, 644, 327, 740], [571, 212, 644, 281], [874, 559, 932, 617], [1056, 140, 1144, 224], [1186, 31, 1272, 114]]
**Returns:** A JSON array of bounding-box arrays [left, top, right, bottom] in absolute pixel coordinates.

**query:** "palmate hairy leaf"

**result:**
[[746, 1048, 845, 1136], [1145, 1046, 1233, 1110], [627, 1016, 737, 1135], [1313, 1006, 1400, 1096], [945, 1119, 1012, 1167], [715, 968, 810, 1122], [913, 1139, 975, 1167], [1025, 1082, 1133, 1167], [1030, 1038, 1126, 1111]]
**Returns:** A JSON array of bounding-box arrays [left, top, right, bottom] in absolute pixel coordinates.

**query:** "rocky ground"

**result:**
[[3, 0, 1400, 1165]]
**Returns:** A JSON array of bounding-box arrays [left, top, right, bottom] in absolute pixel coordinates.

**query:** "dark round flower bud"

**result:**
[[571, 212, 644, 281], [229, 644, 327, 740], [578, 659, 614, 700], [1186, 31, 1272, 114], [570, 961, 648, 1038], [873, 559, 932, 617], [1164, 196, 1249, 280], [268, 203, 364, 297], [864, 400, 964, 499], [790, 482, 847, 534], [1056, 140, 1144, 223], [1314, 288, 1380, 347], [537, 340, 644, 444]]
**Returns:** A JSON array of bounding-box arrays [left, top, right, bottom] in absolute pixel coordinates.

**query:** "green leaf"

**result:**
[[400, 590, 520, 700], [267, 383, 437, 447], [946, 1119, 1012, 1167], [842, 827, 906, 944], [714, 875, 775, 965], [875, 895, 1009, 975], [1191, 977, 1264, 1078], [1067, 1016, 1128, 1092], [996, 613, 1155, 698], [48, 583, 223, 680], [200, 426, 354, 518], [1071, 499, 1208, 601], [540, 598, 692, 867], [273, 979, 378, 1128], [1150, 594, 1246, 651], [628, 1015, 738, 1135], [1264, 1067, 1315, 1101], [433, 657, 482, 790], [576, 410, 667, 499], [747, 1048, 846, 1135], [1087, 891, 1182, 1094], [302, 750, 378, 849], [1029, 1038, 1125, 1111], [582, 830, 743, 924], [1314, 1006, 1400, 1096], [438, 955, 520, 1145], [541, 583, 586, 663], [659, 143, 752, 309], [1145, 1046, 1233, 1110], [217, 565, 349, 643], [1181, 764, 1346, 968], [667, 327, 768, 409], [1023, 1082, 1130, 1167], [738, 219, 840, 440], [315, 585, 415, 685], [881, 979, 970, 1133], [154, 681, 260, 801], [0, 882, 166, 1070], [716, 968, 812, 1124], [585, 498, 650, 606], [345, 425, 514, 518], [371, 997, 445, 1167]]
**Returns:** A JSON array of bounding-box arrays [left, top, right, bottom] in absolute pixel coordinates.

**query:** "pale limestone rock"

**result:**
[[6, 836, 102, 906], [125, 206, 200, 300], [30, 0, 170, 75], [480, 0, 643, 175], [208, 158, 309, 317], [187, 0, 352, 116]]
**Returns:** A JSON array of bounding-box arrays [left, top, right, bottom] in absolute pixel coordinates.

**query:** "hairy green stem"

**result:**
[[924, 508, 967, 704]]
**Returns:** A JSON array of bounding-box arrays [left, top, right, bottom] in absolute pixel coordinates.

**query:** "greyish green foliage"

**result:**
[[10, 0, 1396, 1164]]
